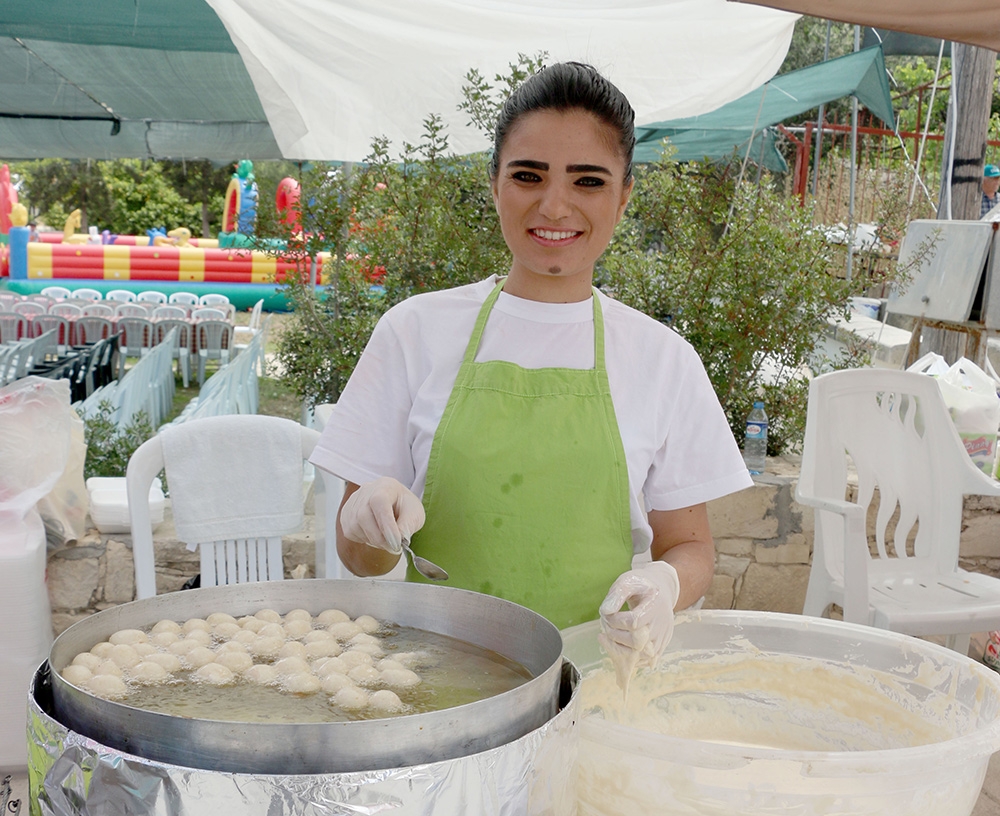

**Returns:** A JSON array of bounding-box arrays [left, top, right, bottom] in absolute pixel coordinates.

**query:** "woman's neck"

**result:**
[[501, 266, 594, 303]]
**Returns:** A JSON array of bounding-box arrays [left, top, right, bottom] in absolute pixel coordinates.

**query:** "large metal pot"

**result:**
[[48, 579, 563, 774]]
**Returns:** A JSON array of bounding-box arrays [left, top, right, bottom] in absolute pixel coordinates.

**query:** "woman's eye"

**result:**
[[511, 171, 541, 183], [575, 176, 605, 188]]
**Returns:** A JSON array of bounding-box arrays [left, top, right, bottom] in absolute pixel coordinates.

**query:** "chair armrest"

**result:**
[[793, 492, 866, 519]]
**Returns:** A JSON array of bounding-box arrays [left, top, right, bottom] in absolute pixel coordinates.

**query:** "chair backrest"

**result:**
[[197, 319, 233, 354], [0, 292, 22, 309], [74, 316, 113, 345], [82, 302, 115, 318], [151, 305, 187, 320], [12, 301, 45, 317], [105, 289, 137, 303], [50, 302, 84, 318], [118, 316, 154, 352], [126, 416, 342, 598], [799, 369, 1000, 587], [199, 293, 230, 307], [191, 307, 227, 321], [155, 318, 192, 351], [168, 291, 200, 306], [247, 297, 264, 331], [72, 288, 103, 301], [136, 290, 168, 304], [0, 312, 28, 343], [25, 295, 54, 309], [115, 303, 147, 318], [41, 286, 72, 300], [31, 314, 70, 345]]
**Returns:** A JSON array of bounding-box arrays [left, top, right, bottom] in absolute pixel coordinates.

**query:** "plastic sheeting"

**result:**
[[28, 662, 580, 816], [205, 0, 798, 161]]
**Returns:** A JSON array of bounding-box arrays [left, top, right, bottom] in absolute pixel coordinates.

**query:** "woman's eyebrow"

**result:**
[[506, 160, 612, 175], [507, 159, 548, 171]]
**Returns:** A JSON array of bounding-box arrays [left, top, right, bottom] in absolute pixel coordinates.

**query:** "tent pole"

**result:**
[[908, 39, 946, 209], [846, 25, 860, 282], [810, 20, 832, 196]]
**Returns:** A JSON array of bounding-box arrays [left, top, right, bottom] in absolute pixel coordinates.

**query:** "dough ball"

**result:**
[[321, 673, 354, 694], [233, 629, 258, 647], [327, 621, 362, 641], [168, 638, 202, 656], [133, 643, 157, 657], [151, 619, 182, 635], [183, 629, 212, 646], [277, 641, 308, 661], [380, 668, 421, 690], [183, 618, 211, 634], [282, 672, 321, 695], [348, 642, 384, 658], [195, 663, 235, 686], [217, 640, 249, 655], [376, 658, 406, 672], [274, 657, 311, 678], [303, 629, 335, 644], [61, 664, 93, 687], [71, 652, 102, 672], [206, 612, 238, 627], [316, 608, 350, 625], [151, 631, 181, 648], [249, 636, 284, 660], [215, 650, 254, 674], [340, 650, 374, 669], [348, 632, 380, 647], [284, 619, 312, 639], [212, 622, 242, 641], [347, 664, 381, 687], [239, 616, 265, 633], [110, 628, 148, 646], [129, 661, 169, 684], [284, 608, 312, 623], [244, 664, 279, 686], [314, 657, 348, 678], [144, 652, 183, 673], [108, 644, 141, 670], [353, 615, 381, 634], [90, 642, 114, 659], [393, 651, 433, 669], [258, 622, 286, 641], [94, 659, 124, 678], [333, 685, 370, 710], [305, 640, 342, 660], [254, 608, 283, 624], [86, 673, 128, 700], [184, 646, 218, 669], [369, 689, 404, 712]]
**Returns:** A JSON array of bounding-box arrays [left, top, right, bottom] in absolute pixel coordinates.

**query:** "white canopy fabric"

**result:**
[[206, 0, 798, 161]]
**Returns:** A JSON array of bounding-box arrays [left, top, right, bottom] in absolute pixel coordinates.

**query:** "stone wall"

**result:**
[[44, 457, 1000, 636]]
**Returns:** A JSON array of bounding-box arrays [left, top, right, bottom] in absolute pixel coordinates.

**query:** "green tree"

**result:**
[[10, 159, 112, 231], [100, 160, 201, 236], [160, 159, 232, 237]]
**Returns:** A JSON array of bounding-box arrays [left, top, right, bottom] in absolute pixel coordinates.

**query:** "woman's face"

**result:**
[[491, 108, 632, 302]]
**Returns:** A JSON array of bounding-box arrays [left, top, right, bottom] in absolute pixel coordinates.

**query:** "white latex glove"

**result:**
[[598, 561, 680, 675], [340, 477, 425, 555]]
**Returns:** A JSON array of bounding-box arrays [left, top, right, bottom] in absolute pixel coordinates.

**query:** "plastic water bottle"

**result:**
[[744, 402, 768, 475]]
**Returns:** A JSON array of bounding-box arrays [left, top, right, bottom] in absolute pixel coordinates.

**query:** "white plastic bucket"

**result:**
[[562, 610, 1000, 816]]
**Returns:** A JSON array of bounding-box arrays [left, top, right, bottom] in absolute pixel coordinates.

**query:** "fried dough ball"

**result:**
[[282, 673, 321, 695], [353, 615, 381, 634], [339, 650, 374, 669], [245, 664, 279, 686], [320, 673, 354, 694], [110, 628, 148, 646], [134, 643, 158, 657], [206, 612, 238, 627], [376, 658, 406, 673], [380, 668, 421, 689], [86, 673, 128, 700], [303, 629, 335, 644], [314, 657, 348, 678], [369, 689, 404, 712], [71, 652, 102, 672], [90, 642, 114, 659], [195, 663, 235, 686], [151, 631, 181, 648], [347, 664, 381, 687], [211, 622, 242, 641], [239, 616, 265, 633], [61, 664, 93, 687], [184, 646, 217, 669], [348, 642, 383, 658], [254, 609, 282, 624], [333, 685, 370, 710], [183, 629, 212, 646], [183, 618, 211, 634], [129, 661, 169, 684], [232, 629, 258, 647], [143, 652, 183, 673], [94, 659, 123, 678], [305, 640, 342, 660], [274, 657, 311, 678], [284, 609, 312, 623], [151, 619, 182, 635], [108, 644, 141, 670], [168, 638, 202, 656], [216, 640, 249, 655], [215, 650, 254, 674], [249, 635, 284, 660], [284, 619, 312, 639], [258, 622, 286, 641], [316, 609, 350, 625], [348, 633, 380, 647], [327, 621, 362, 641], [277, 641, 308, 661]]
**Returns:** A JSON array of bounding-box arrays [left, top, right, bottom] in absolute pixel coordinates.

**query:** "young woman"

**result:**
[[311, 62, 751, 669]]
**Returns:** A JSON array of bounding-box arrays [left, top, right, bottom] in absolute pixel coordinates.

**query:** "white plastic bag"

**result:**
[[908, 354, 1000, 476]]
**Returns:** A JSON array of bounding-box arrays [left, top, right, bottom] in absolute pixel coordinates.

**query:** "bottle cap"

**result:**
[[753, 401, 764, 409]]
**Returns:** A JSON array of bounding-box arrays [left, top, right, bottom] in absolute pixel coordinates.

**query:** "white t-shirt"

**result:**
[[311, 276, 752, 554]]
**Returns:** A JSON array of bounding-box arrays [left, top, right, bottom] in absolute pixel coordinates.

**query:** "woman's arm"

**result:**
[[648, 503, 715, 611], [336, 482, 404, 576]]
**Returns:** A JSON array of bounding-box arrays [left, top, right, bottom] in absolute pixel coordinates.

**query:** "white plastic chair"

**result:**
[[191, 307, 227, 322], [797, 368, 1000, 653], [117, 316, 155, 376], [0, 312, 28, 343], [82, 302, 115, 318], [106, 289, 137, 303], [12, 300, 45, 318], [199, 293, 230, 308], [50, 302, 84, 319], [74, 316, 113, 345], [41, 285, 72, 300], [196, 319, 233, 385], [154, 318, 192, 388], [30, 314, 71, 353], [72, 288, 103, 301], [126, 416, 345, 598], [150, 305, 187, 320], [136, 290, 168, 305], [233, 298, 264, 352], [168, 291, 200, 307]]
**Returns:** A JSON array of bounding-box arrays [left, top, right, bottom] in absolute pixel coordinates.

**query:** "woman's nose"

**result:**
[[537, 182, 572, 220]]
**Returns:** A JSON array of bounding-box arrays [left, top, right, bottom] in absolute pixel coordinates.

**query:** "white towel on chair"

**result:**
[[161, 415, 305, 545]]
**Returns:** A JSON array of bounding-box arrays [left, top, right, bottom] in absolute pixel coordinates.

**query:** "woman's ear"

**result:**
[[616, 177, 634, 223], [490, 176, 500, 213]]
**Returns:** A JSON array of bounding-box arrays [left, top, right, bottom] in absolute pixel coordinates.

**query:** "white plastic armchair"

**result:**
[[797, 368, 1000, 652], [126, 417, 346, 599]]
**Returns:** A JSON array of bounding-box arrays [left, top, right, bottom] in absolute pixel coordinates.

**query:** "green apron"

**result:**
[[409, 279, 633, 628]]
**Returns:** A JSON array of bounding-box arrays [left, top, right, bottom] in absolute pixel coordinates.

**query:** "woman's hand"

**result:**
[[339, 477, 425, 554], [598, 560, 680, 668]]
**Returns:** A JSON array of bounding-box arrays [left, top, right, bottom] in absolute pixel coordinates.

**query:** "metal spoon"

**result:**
[[400, 537, 449, 581]]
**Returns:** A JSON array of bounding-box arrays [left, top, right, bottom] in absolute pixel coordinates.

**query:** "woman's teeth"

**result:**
[[533, 229, 577, 241]]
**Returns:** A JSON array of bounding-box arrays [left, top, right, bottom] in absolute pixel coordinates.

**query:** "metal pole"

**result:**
[[811, 20, 833, 196], [846, 25, 860, 282]]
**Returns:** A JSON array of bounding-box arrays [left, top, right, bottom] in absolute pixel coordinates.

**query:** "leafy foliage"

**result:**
[[82, 402, 155, 480]]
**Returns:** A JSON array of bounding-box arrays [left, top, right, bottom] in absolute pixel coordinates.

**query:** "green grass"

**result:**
[[163, 374, 302, 425]]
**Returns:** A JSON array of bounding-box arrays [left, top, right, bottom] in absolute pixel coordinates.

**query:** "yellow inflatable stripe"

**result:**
[[179, 248, 206, 282], [251, 253, 276, 283], [103, 245, 131, 280], [26, 243, 52, 278]]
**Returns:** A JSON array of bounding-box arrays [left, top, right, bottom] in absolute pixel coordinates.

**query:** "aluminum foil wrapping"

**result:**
[[28, 662, 579, 816]]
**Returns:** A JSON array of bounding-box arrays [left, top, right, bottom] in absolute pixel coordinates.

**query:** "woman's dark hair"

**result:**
[[489, 62, 636, 182]]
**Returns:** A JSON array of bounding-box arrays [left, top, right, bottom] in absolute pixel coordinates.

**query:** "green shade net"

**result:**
[[0, 0, 280, 160], [634, 46, 895, 172]]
